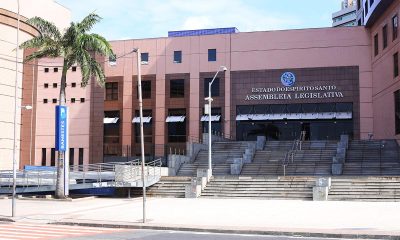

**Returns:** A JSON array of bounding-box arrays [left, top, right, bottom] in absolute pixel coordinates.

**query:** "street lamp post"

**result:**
[[12, 0, 21, 218], [132, 48, 146, 223], [206, 66, 227, 175]]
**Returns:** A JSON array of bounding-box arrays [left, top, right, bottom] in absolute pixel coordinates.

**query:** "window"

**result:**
[[141, 52, 149, 64], [44, 83, 49, 88], [51, 148, 55, 166], [167, 109, 186, 142], [53, 83, 57, 88], [72, 66, 77, 72], [173, 51, 182, 63], [44, 68, 49, 73], [395, 90, 400, 134], [105, 82, 118, 100], [80, 98, 85, 103], [357, 0, 361, 10], [170, 79, 185, 98], [109, 54, 117, 66], [393, 15, 398, 40], [383, 25, 388, 49], [208, 49, 216, 61], [72, 82, 77, 88], [69, 148, 74, 166], [365, 1, 368, 15], [71, 98, 76, 103], [394, 52, 399, 78], [374, 34, 379, 56], [79, 148, 84, 165], [138, 81, 151, 99], [43, 99, 48, 104], [134, 110, 152, 143], [204, 78, 220, 97], [54, 68, 58, 73], [41, 148, 46, 166], [52, 99, 57, 104], [369, 0, 374, 6]]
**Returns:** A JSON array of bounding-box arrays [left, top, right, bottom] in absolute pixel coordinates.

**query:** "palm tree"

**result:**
[[20, 13, 114, 198]]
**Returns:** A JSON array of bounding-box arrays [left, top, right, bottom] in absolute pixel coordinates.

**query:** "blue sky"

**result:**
[[56, 0, 344, 40]]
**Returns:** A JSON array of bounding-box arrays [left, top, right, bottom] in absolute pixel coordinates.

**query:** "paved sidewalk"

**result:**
[[0, 197, 400, 239]]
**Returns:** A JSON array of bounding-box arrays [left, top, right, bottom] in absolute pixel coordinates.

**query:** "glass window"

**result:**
[[393, 15, 398, 41], [71, 98, 75, 103], [109, 54, 117, 66], [394, 52, 399, 78], [336, 103, 353, 112], [52, 99, 57, 104], [79, 148, 84, 165], [72, 82, 76, 88], [170, 79, 184, 98], [43, 99, 48, 104], [286, 104, 302, 113], [302, 104, 317, 113], [395, 90, 400, 134], [270, 104, 286, 113], [44, 68, 49, 73], [53, 83, 57, 88], [173, 51, 182, 63], [318, 103, 335, 112], [374, 34, 379, 56], [383, 25, 388, 49], [208, 49, 216, 61], [369, 0, 374, 6], [69, 148, 74, 166], [364, 1, 368, 15], [168, 109, 186, 142], [134, 110, 152, 143], [204, 78, 219, 97], [44, 83, 49, 88], [141, 52, 149, 64], [54, 68, 58, 73], [105, 82, 118, 100], [72, 66, 77, 72], [51, 148, 55, 166], [138, 81, 151, 99], [104, 111, 120, 144], [237, 105, 254, 115], [254, 105, 268, 114], [80, 98, 85, 103], [41, 148, 46, 166]]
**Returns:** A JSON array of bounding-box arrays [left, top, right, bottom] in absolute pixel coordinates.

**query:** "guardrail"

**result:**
[[0, 158, 162, 193]]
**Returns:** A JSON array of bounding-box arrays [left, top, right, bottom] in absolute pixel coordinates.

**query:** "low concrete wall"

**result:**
[[168, 155, 190, 176]]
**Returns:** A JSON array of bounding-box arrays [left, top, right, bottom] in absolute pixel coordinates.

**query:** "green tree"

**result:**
[[20, 13, 114, 199]]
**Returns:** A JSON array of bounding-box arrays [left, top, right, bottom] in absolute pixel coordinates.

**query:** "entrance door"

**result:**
[[301, 122, 310, 140]]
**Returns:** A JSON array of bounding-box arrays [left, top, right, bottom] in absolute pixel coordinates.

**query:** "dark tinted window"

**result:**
[[393, 15, 398, 40], [394, 52, 399, 78], [72, 66, 77, 72], [54, 68, 58, 72], [141, 52, 149, 64], [51, 148, 55, 166], [44, 83, 49, 88], [138, 81, 151, 99], [69, 148, 74, 166], [44, 68, 49, 73], [204, 78, 219, 97], [208, 49, 216, 61], [383, 25, 388, 49], [374, 34, 379, 56], [173, 51, 182, 63], [395, 90, 400, 134], [170, 79, 184, 98], [105, 82, 118, 100], [41, 148, 46, 166], [79, 148, 84, 165]]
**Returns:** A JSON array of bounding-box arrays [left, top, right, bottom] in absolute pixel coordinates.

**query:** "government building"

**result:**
[[12, 0, 400, 167]]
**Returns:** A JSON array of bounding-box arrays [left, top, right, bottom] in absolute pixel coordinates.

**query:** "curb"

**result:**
[[52, 221, 400, 240]]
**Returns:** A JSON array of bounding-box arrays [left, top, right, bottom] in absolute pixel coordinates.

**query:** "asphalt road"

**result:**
[[58, 229, 366, 240]]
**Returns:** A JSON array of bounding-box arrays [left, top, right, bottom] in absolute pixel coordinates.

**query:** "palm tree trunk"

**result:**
[[55, 62, 68, 199]]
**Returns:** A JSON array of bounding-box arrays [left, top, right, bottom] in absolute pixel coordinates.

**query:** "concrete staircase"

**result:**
[[201, 176, 316, 200], [241, 141, 337, 176], [176, 141, 250, 176], [329, 177, 400, 201], [131, 176, 191, 198], [342, 140, 400, 175]]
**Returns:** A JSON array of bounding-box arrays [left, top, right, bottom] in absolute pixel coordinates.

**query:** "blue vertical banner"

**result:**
[[55, 105, 68, 152]]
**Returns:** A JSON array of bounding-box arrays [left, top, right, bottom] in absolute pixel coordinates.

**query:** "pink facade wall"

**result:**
[[33, 58, 91, 166], [371, 1, 400, 140], [105, 26, 373, 148]]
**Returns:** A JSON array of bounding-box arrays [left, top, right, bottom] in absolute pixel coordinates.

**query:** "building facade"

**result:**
[[0, 0, 69, 170], [19, 0, 400, 166], [333, 0, 358, 27]]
